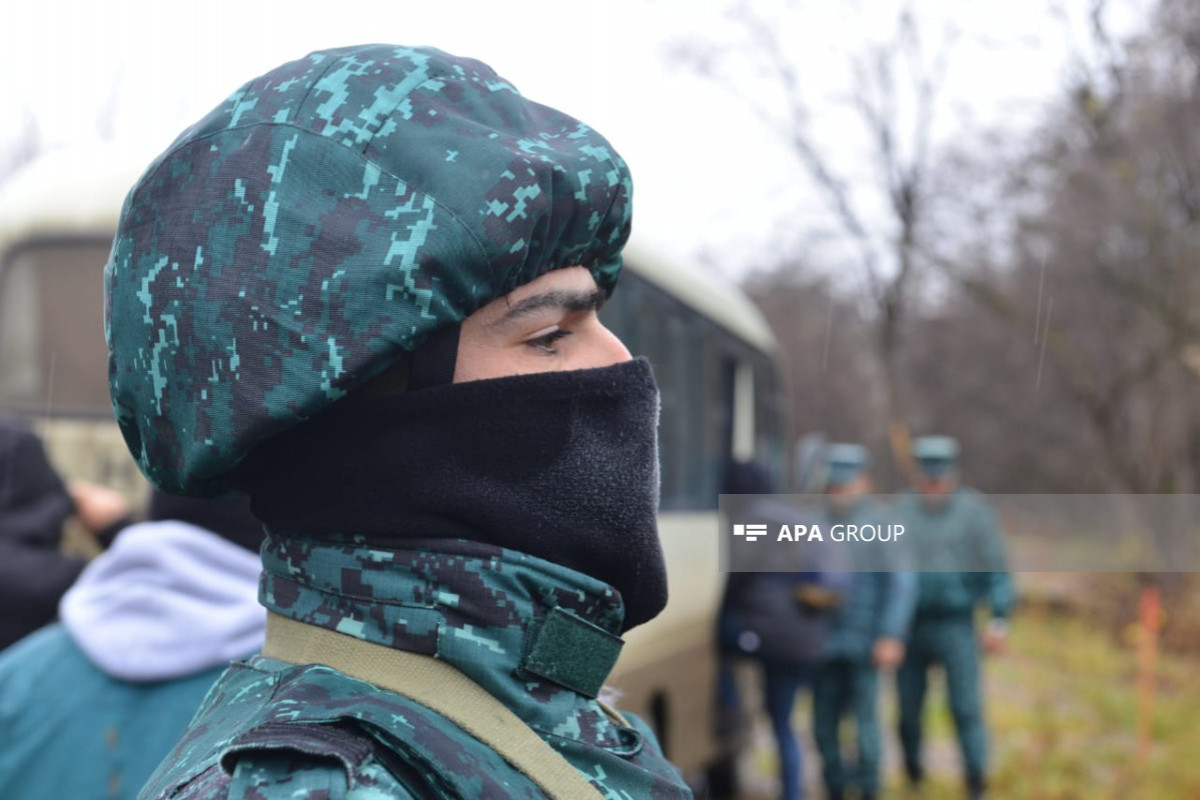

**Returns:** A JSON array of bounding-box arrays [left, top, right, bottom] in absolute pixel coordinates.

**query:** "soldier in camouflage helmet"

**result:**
[[106, 44, 689, 799]]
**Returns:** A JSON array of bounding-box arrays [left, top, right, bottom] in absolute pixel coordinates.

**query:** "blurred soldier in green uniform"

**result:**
[[105, 44, 690, 799], [894, 437, 1013, 800], [812, 444, 915, 800]]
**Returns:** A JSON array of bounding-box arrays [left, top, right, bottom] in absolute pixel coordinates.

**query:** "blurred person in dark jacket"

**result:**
[[812, 444, 916, 800], [0, 414, 131, 649], [718, 460, 851, 800], [0, 489, 265, 799]]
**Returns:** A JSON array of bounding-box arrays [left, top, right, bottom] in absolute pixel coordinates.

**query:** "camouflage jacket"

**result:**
[[138, 537, 692, 799]]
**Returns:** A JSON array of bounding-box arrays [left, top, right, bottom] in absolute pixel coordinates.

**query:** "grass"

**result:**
[[895, 604, 1200, 800], [732, 595, 1200, 799]]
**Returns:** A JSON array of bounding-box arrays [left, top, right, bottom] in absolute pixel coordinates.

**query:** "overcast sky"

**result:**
[[1, 0, 1144, 279]]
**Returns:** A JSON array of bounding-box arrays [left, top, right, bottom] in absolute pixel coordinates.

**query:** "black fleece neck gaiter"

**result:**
[[243, 358, 668, 632]]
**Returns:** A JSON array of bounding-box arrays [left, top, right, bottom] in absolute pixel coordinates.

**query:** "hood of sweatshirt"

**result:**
[[59, 520, 264, 682]]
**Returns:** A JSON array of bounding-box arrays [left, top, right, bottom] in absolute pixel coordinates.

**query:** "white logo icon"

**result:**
[[733, 524, 768, 542]]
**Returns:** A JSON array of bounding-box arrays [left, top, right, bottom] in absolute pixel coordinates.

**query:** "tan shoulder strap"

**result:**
[[261, 612, 606, 800]]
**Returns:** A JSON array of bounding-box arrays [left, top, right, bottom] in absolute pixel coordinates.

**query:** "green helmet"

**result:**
[[105, 44, 633, 496]]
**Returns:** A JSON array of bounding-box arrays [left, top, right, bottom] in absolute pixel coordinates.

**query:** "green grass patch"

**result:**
[[892, 608, 1200, 799]]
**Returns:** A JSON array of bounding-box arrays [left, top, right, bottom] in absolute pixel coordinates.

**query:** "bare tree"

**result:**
[[921, 0, 1200, 498], [670, 1, 956, 478], [742, 258, 882, 456]]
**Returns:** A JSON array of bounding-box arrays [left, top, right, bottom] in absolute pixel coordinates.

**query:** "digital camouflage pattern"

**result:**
[[139, 537, 692, 799], [105, 44, 633, 496]]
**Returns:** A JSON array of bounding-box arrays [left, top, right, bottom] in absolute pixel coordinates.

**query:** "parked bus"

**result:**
[[0, 146, 786, 792]]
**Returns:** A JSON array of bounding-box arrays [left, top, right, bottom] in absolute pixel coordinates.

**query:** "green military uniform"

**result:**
[[140, 536, 690, 799], [811, 446, 915, 800], [893, 471, 1012, 794]]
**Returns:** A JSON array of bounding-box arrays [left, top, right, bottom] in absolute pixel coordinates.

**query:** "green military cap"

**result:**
[[105, 44, 633, 496], [912, 435, 960, 477], [825, 443, 869, 487]]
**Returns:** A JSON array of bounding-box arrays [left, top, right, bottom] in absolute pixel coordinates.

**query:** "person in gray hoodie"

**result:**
[[0, 491, 264, 799]]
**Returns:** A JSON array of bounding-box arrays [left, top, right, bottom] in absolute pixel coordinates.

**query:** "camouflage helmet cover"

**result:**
[[105, 44, 633, 496]]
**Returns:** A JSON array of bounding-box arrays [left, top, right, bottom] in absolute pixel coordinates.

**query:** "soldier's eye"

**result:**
[[526, 330, 571, 354]]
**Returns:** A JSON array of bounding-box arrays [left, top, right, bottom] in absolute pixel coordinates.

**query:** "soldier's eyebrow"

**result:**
[[488, 289, 606, 329]]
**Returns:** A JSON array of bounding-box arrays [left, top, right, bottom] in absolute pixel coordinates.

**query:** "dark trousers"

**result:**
[[763, 660, 814, 800], [896, 616, 987, 782], [813, 658, 880, 795]]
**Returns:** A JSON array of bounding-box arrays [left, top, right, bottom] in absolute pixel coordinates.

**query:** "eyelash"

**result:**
[[526, 329, 572, 353]]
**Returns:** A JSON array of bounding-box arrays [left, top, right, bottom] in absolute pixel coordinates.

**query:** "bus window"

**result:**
[[676, 314, 730, 509], [753, 350, 786, 487], [602, 268, 753, 511], [0, 239, 113, 417]]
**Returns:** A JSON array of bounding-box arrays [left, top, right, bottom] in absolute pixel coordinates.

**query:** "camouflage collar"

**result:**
[[259, 536, 632, 735]]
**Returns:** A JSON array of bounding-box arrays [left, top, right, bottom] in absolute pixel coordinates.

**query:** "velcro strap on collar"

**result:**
[[520, 607, 624, 699]]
